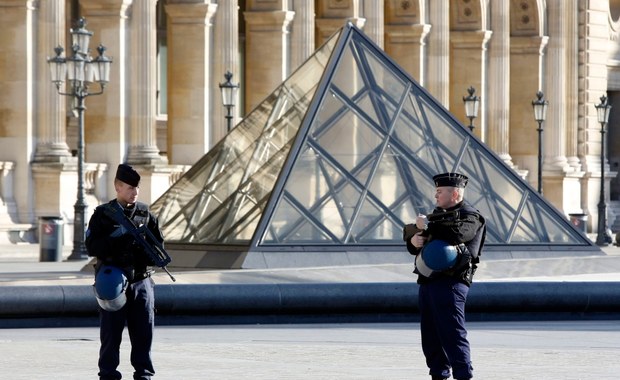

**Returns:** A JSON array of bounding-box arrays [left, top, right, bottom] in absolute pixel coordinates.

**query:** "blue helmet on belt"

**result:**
[[94, 265, 128, 312], [415, 239, 458, 277]]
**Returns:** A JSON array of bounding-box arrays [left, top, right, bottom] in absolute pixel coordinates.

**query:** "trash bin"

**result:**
[[39, 217, 64, 262], [568, 213, 588, 234]]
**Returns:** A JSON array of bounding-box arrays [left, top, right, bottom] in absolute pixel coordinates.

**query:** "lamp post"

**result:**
[[462, 86, 480, 132], [47, 18, 112, 260], [531, 91, 548, 195], [595, 95, 612, 246], [219, 71, 239, 132]]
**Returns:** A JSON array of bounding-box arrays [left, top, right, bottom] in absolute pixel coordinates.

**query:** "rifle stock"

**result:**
[[403, 210, 463, 242]]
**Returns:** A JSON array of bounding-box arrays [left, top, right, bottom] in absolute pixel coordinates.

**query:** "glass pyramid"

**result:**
[[151, 23, 593, 259]]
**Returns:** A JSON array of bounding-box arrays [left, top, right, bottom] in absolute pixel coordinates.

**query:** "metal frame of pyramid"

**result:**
[[151, 23, 597, 269]]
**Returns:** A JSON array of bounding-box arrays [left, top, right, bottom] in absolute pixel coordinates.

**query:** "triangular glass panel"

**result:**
[[151, 29, 341, 244]]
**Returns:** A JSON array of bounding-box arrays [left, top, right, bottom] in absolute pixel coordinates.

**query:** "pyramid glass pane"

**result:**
[[152, 23, 591, 252], [257, 25, 590, 247]]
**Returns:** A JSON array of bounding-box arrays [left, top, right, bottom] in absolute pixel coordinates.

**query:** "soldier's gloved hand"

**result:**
[[415, 214, 428, 231], [411, 232, 427, 248], [403, 224, 421, 241]]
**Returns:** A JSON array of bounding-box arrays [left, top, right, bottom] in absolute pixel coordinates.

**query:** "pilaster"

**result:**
[[165, 1, 217, 164], [212, 0, 239, 146], [384, 0, 430, 84], [290, 0, 315, 71], [32, 0, 81, 237], [565, 0, 581, 172], [361, 0, 383, 48], [543, 0, 571, 175], [126, 0, 167, 165], [449, 31, 491, 139], [509, 36, 548, 188], [578, 1, 613, 231], [80, 0, 132, 171], [35, 0, 72, 162], [244, 10, 295, 111], [0, 1, 35, 224], [487, 0, 512, 166], [426, 0, 449, 106]]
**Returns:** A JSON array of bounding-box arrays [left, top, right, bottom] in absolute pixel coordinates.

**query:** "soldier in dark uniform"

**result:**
[[404, 172, 486, 380], [86, 164, 164, 380]]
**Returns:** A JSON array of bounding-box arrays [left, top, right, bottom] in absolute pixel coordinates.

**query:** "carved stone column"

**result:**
[[290, 0, 315, 71], [32, 0, 77, 230], [212, 0, 239, 146], [426, 0, 449, 105], [565, 0, 581, 172], [165, 1, 217, 164], [487, 0, 512, 165], [35, 0, 72, 162], [541, 0, 585, 214], [362, 0, 383, 48], [544, 1, 571, 174]]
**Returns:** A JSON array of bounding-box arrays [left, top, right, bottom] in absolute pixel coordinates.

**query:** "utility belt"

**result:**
[[95, 258, 153, 284], [130, 269, 155, 284]]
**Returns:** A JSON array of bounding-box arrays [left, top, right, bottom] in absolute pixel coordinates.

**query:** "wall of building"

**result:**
[[0, 0, 618, 242]]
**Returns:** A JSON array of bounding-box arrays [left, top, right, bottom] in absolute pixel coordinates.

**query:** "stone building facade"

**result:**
[[0, 0, 619, 243]]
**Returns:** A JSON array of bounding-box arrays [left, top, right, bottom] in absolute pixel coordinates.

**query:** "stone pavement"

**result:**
[[1, 321, 618, 379]]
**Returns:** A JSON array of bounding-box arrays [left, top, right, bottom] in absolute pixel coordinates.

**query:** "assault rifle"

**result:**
[[402, 210, 463, 242], [102, 205, 177, 282]]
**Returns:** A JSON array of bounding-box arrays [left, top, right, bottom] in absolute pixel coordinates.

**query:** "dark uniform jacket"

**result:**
[[405, 201, 486, 286], [85, 199, 164, 282]]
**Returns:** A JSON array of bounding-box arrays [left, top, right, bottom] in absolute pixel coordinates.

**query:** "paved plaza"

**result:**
[[1, 321, 618, 380]]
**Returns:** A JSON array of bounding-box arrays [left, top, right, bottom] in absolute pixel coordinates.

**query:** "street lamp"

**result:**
[[531, 91, 548, 195], [595, 94, 612, 246], [47, 18, 112, 260], [462, 86, 480, 132], [219, 71, 239, 132]]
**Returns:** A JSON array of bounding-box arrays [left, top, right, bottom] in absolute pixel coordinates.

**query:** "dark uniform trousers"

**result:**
[[98, 277, 155, 380], [419, 276, 473, 380]]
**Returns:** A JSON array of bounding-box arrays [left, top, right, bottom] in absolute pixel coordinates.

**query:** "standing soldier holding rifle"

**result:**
[[86, 164, 169, 380]]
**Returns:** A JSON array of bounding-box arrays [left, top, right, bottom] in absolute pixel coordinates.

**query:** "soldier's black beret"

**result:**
[[433, 172, 468, 188], [115, 164, 140, 187]]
